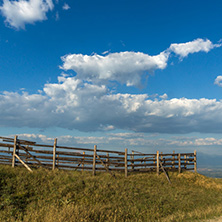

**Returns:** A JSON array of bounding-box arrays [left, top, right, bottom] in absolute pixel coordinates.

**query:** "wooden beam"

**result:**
[[18, 145, 42, 165], [159, 161, 171, 184], [96, 154, 115, 177], [14, 154, 33, 172]]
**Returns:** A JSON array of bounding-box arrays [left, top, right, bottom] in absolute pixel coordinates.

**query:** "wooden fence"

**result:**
[[0, 136, 197, 177]]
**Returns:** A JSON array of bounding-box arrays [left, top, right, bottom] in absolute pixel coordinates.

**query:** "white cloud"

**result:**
[[0, 38, 221, 134], [1, 75, 222, 134], [62, 3, 70, 10], [159, 93, 168, 100], [169, 38, 221, 58], [214, 76, 222, 87], [61, 51, 170, 87], [61, 38, 221, 87], [16, 133, 222, 155], [0, 0, 54, 29]]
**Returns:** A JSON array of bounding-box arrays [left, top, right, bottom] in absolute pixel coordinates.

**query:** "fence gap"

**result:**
[[106, 153, 109, 168], [178, 153, 181, 173], [92, 145, 97, 176], [131, 151, 134, 171], [82, 152, 85, 171], [172, 150, 175, 169], [125, 148, 128, 178]]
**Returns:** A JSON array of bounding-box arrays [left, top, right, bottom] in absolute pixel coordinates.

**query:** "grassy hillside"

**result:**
[[1, 165, 222, 221]]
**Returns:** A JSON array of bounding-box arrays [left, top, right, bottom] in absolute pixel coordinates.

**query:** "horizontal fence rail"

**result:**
[[0, 136, 197, 177]]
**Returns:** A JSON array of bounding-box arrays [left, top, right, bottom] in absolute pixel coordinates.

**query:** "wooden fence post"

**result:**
[[178, 153, 181, 174], [156, 151, 159, 175], [52, 138, 57, 170], [92, 145, 97, 176], [194, 150, 197, 173], [82, 152, 85, 171], [125, 148, 128, 178], [12, 135, 18, 168]]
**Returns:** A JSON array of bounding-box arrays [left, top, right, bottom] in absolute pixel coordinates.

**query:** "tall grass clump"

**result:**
[[1, 165, 222, 221]]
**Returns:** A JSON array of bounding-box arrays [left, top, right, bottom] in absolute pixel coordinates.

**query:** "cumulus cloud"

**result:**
[[1, 75, 222, 134], [61, 51, 170, 87], [0, 0, 54, 29], [214, 76, 222, 87], [169, 38, 221, 58], [0, 38, 221, 134], [61, 38, 220, 87]]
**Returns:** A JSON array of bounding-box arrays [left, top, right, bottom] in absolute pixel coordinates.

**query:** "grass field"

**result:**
[[1, 165, 222, 221]]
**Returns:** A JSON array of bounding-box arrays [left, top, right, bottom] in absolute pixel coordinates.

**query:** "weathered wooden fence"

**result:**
[[0, 136, 197, 177]]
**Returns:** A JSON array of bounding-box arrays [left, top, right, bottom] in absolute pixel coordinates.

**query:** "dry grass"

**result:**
[[1, 165, 222, 221]]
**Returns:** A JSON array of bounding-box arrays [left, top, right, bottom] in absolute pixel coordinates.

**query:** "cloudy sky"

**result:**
[[1, 0, 222, 164]]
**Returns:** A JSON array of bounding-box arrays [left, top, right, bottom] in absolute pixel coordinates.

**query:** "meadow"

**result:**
[[1, 165, 222, 221]]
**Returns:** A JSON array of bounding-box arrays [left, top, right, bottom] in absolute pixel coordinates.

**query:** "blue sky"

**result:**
[[1, 0, 222, 165]]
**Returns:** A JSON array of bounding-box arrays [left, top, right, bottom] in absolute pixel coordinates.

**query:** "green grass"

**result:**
[[1, 165, 222, 221]]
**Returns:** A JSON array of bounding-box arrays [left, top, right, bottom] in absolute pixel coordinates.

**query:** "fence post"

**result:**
[[125, 148, 128, 178], [194, 150, 197, 173], [52, 138, 57, 170], [82, 152, 85, 171], [178, 153, 181, 174], [12, 135, 18, 168], [156, 151, 159, 175], [92, 145, 97, 176]]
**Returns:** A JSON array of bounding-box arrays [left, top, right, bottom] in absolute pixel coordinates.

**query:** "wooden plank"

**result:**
[[128, 163, 156, 167], [92, 145, 97, 176], [56, 145, 125, 155], [14, 154, 33, 172], [96, 154, 115, 177], [0, 136, 14, 140], [0, 156, 12, 160], [0, 142, 14, 148], [159, 161, 171, 184], [125, 148, 128, 178], [12, 136, 17, 168], [0, 150, 13, 154], [128, 153, 156, 156], [18, 145, 42, 165]]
